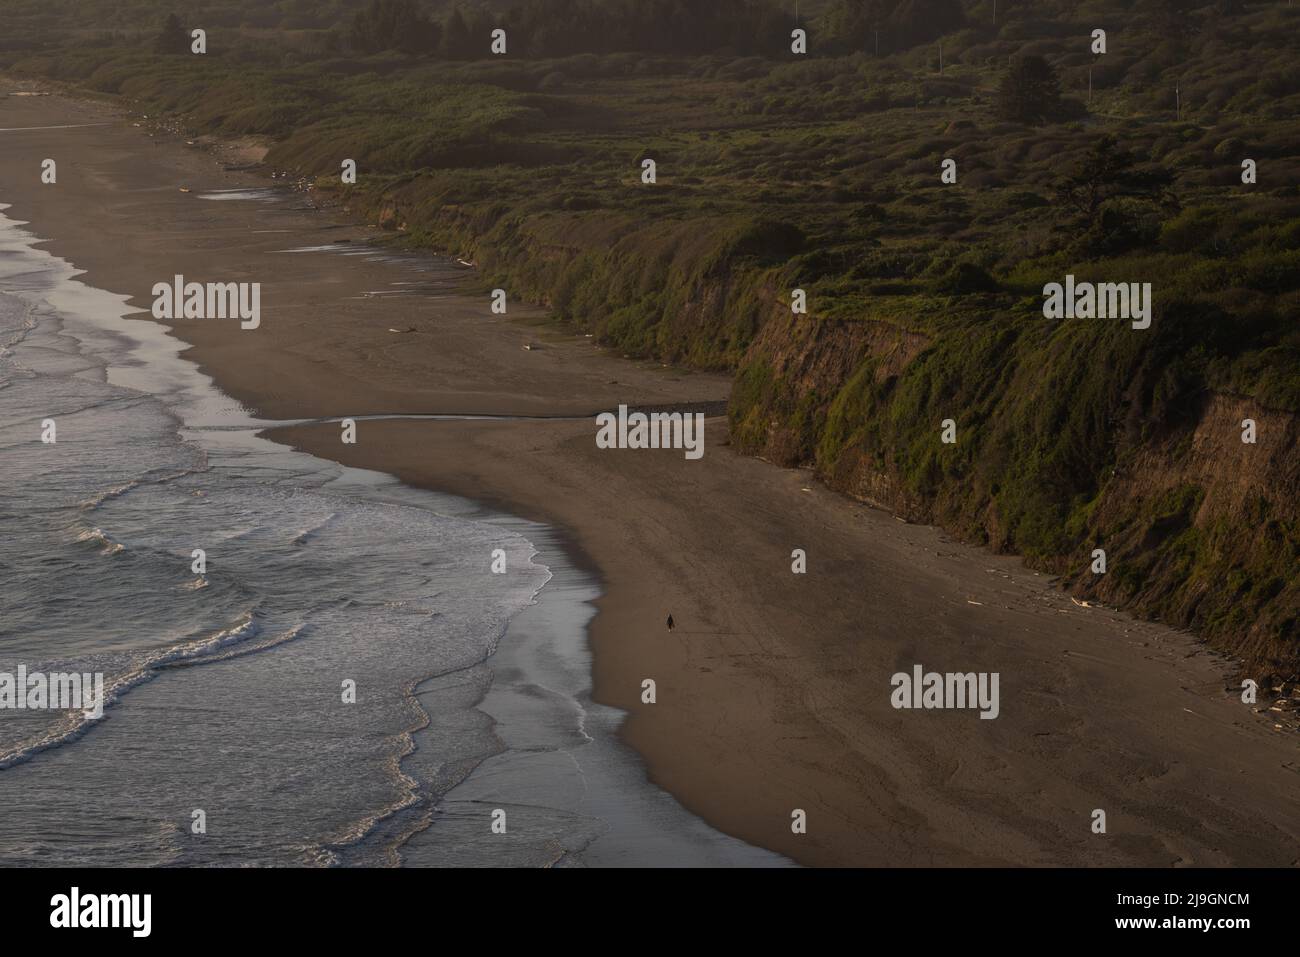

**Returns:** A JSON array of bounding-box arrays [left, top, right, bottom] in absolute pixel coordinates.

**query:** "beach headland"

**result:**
[[3, 83, 1298, 867]]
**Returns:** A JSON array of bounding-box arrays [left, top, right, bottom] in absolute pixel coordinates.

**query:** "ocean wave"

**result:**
[[158, 619, 307, 669], [75, 526, 125, 555], [291, 510, 341, 546], [76, 464, 208, 509], [317, 674, 431, 866], [320, 557, 553, 866], [0, 612, 279, 771], [77, 480, 140, 509], [0, 292, 39, 349]]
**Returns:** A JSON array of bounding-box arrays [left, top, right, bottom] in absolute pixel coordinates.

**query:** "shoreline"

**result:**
[[0, 129, 782, 867], [394, 500, 790, 867], [4, 83, 1299, 867]]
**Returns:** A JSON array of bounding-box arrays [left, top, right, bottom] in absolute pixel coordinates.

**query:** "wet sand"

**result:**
[[2, 83, 1296, 866]]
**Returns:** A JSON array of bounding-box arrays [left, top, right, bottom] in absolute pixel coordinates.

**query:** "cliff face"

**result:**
[[1074, 393, 1299, 669], [732, 307, 1300, 678], [732, 304, 931, 478]]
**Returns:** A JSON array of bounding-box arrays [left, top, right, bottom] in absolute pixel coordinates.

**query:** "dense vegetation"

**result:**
[[3, 0, 1297, 674]]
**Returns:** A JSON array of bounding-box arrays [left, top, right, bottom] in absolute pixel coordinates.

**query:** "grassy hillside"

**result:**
[[4, 0, 1298, 675]]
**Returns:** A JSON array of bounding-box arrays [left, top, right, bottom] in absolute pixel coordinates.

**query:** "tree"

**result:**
[[997, 54, 1062, 124], [1055, 134, 1180, 256], [821, 0, 885, 51], [153, 13, 190, 55], [822, 0, 963, 53], [1153, 0, 1197, 38], [889, 0, 965, 48], [441, 7, 470, 59], [1057, 136, 1175, 230], [350, 0, 439, 55]]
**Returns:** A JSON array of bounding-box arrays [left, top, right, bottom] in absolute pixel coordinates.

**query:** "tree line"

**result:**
[[344, 0, 793, 59], [153, 0, 1264, 62], [344, 0, 973, 60]]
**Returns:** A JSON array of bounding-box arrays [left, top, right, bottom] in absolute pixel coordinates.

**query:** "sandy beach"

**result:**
[[2, 84, 1297, 867]]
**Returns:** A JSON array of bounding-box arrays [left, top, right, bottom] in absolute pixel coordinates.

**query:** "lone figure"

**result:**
[[666, 614, 675, 632]]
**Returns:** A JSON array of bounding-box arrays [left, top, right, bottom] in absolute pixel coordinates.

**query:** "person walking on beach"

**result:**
[[666, 614, 675, 632]]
